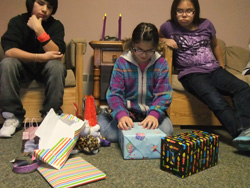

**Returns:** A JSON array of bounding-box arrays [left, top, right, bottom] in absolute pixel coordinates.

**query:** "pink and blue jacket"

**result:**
[[106, 51, 173, 121]]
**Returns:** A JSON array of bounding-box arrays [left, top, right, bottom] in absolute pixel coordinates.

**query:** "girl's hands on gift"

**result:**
[[118, 116, 134, 130], [138, 115, 159, 129]]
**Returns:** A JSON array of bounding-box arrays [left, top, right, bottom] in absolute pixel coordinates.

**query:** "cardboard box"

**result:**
[[118, 123, 166, 159], [160, 130, 219, 178]]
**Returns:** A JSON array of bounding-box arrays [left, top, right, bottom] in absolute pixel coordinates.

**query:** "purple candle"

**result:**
[[102, 14, 107, 40], [118, 14, 122, 40]]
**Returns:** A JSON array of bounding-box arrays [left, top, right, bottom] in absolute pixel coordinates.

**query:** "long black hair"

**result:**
[[26, 0, 58, 15], [170, 0, 203, 25]]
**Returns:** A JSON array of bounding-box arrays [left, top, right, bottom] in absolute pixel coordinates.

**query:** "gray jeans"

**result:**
[[0, 57, 66, 121], [97, 113, 173, 142]]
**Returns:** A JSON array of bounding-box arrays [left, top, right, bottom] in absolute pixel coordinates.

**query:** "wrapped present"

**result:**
[[160, 130, 219, 178], [37, 157, 106, 188], [118, 123, 166, 159]]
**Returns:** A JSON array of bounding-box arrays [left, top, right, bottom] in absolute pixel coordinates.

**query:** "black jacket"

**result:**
[[1, 13, 66, 54]]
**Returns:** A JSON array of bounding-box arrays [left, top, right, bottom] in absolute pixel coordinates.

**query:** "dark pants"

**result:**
[[0, 57, 67, 121], [179, 67, 250, 138]]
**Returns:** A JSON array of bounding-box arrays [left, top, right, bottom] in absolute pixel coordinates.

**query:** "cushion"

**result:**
[[65, 39, 87, 69], [217, 39, 226, 64], [225, 46, 249, 73], [65, 69, 76, 87], [172, 74, 185, 91]]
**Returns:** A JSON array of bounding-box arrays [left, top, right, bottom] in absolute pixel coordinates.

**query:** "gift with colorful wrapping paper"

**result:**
[[160, 130, 219, 178]]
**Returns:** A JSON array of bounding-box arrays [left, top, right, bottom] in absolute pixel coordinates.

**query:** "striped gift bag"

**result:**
[[34, 109, 86, 169]]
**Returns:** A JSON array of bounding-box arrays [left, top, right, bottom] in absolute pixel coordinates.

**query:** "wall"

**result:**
[[1, 0, 250, 95]]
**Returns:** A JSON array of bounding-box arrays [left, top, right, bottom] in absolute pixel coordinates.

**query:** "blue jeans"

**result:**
[[0, 57, 67, 121], [97, 113, 173, 142], [179, 67, 250, 138]]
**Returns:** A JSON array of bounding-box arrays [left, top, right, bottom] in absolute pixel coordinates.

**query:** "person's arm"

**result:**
[[4, 48, 63, 63], [210, 35, 225, 68], [3, 15, 64, 63], [27, 15, 59, 52], [159, 30, 178, 49], [106, 58, 134, 130]]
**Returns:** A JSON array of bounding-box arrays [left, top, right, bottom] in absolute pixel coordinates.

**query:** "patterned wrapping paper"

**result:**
[[34, 109, 85, 169], [160, 130, 219, 178], [118, 123, 166, 159], [37, 157, 106, 188]]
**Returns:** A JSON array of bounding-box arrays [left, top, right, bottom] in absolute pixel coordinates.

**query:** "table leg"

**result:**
[[93, 66, 100, 108]]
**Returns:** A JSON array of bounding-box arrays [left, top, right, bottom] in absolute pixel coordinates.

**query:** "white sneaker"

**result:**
[[0, 112, 21, 138]]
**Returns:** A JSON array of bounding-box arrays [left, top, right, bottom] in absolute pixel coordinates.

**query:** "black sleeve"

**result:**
[[47, 20, 66, 54], [1, 15, 27, 52]]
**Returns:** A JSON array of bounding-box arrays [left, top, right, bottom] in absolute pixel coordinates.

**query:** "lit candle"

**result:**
[[118, 14, 122, 40], [102, 13, 107, 41]]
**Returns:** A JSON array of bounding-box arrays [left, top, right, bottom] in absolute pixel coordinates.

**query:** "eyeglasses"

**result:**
[[176, 9, 195, 16], [132, 48, 155, 56]]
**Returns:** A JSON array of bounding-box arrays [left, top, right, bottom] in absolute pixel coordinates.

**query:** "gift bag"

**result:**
[[22, 118, 39, 155], [83, 95, 97, 127], [34, 109, 86, 169]]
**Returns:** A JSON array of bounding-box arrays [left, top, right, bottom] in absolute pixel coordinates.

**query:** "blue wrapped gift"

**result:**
[[118, 123, 166, 159]]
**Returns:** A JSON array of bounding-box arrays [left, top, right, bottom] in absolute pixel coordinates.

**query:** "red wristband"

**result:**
[[37, 32, 50, 43]]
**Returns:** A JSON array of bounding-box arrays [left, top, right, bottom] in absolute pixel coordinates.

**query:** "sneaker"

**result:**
[[233, 127, 250, 151], [0, 112, 21, 138]]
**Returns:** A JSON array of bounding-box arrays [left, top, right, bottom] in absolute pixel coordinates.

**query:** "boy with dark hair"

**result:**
[[0, 0, 66, 137]]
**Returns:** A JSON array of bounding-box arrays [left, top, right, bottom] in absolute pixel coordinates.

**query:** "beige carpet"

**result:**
[[0, 125, 250, 188]]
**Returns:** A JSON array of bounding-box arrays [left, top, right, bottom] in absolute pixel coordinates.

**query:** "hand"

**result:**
[[37, 51, 63, 63], [162, 38, 178, 49], [138, 115, 159, 129], [118, 116, 134, 130], [27, 15, 43, 33]]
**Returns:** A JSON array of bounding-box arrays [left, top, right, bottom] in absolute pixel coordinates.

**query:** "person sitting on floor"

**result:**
[[97, 22, 173, 142]]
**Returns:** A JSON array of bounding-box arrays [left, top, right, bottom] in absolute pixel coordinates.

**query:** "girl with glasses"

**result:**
[[97, 22, 173, 142], [159, 0, 250, 151]]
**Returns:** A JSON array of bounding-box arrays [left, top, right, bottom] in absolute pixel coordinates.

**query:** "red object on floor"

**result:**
[[84, 95, 97, 127]]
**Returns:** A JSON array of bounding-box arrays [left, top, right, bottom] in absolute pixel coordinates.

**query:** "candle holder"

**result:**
[[100, 13, 122, 41]]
